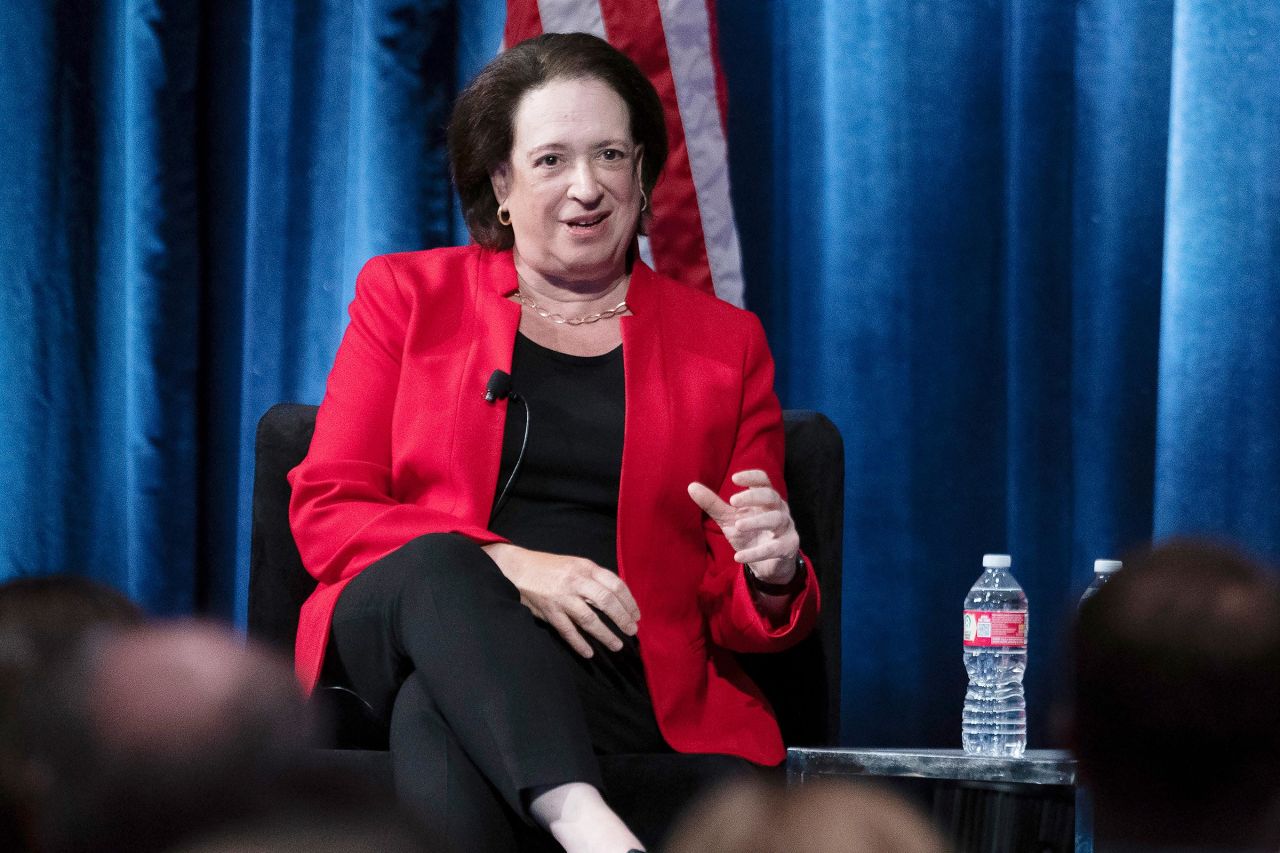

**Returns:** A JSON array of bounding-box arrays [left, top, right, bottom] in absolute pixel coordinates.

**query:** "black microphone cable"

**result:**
[[484, 369, 530, 518], [492, 393, 530, 518]]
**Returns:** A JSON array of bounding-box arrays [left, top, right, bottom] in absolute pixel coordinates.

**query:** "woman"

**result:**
[[288, 33, 818, 853]]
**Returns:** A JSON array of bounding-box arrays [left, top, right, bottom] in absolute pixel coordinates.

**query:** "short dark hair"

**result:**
[[448, 32, 668, 249], [1072, 538, 1280, 843]]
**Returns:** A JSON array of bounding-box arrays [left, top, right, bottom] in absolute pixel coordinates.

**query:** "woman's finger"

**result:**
[[566, 599, 625, 652], [730, 469, 772, 489], [546, 610, 594, 658], [733, 509, 788, 534], [579, 577, 638, 636], [729, 486, 781, 509], [688, 481, 736, 525], [734, 529, 800, 565], [600, 573, 642, 624]]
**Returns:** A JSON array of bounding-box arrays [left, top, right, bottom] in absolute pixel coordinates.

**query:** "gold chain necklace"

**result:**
[[514, 278, 629, 325]]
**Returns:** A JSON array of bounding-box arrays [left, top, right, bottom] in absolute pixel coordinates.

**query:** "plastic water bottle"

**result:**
[[1079, 559, 1122, 606], [962, 553, 1028, 757]]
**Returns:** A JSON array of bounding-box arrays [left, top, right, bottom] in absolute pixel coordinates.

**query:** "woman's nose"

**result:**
[[567, 160, 604, 203]]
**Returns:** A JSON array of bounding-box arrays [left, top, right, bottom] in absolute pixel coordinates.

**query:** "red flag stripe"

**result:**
[[503, 0, 542, 48], [653, 0, 743, 305], [599, 0, 715, 297]]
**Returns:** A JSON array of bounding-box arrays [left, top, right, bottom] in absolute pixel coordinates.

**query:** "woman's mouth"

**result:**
[[564, 213, 609, 232]]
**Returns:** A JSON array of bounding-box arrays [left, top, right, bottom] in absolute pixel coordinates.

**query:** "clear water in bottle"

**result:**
[[1079, 559, 1122, 607], [962, 553, 1027, 757]]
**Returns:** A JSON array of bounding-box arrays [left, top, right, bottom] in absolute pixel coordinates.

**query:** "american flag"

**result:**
[[504, 0, 745, 306]]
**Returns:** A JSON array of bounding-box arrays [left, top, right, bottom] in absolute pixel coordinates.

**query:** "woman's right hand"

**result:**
[[482, 542, 641, 658]]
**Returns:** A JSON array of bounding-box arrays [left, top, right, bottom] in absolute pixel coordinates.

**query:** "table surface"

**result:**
[[786, 747, 1077, 786]]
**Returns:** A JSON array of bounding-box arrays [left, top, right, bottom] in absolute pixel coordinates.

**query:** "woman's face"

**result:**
[[491, 76, 644, 289]]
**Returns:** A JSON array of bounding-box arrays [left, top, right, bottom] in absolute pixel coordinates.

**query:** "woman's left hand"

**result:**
[[687, 469, 801, 585]]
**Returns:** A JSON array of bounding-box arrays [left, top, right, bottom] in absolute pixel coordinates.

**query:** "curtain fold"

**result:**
[[1069, 0, 1171, 602], [2, 0, 1279, 749], [1155, 1, 1280, 553], [1, 1, 202, 613], [1001, 0, 1080, 734]]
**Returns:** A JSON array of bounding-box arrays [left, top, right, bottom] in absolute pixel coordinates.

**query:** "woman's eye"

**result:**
[[601, 149, 625, 161], [537, 154, 560, 167]]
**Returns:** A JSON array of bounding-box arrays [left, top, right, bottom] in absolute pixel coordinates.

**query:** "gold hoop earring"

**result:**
[[497, 205, 512, 226], [639, 189, 649, 214]]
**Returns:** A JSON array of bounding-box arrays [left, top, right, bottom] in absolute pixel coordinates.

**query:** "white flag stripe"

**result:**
[[638, 234, 655, 268], [536, 0, 606, 37], [654, 0, 744, 307]]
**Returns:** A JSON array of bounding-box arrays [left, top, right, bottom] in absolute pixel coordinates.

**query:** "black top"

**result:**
[[489, 333, 667, 754], [489, 334, 625, 572]]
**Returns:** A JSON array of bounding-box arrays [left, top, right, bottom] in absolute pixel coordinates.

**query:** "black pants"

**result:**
[[327, 533, 656, 850]]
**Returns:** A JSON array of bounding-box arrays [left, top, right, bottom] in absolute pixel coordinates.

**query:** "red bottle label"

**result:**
[[963, 610, 1028, 647]]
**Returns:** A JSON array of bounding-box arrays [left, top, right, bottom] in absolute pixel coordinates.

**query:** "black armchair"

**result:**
[[248, 404, 843, 843]]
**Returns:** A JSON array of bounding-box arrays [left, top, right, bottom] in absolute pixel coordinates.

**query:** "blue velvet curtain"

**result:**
[[2, 0, 1278, 748], [1, 0, 503, 619], [722, 0, 1279, 746]]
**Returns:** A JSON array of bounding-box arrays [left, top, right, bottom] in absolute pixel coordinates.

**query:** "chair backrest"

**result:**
[[249, 404, 843, 746]]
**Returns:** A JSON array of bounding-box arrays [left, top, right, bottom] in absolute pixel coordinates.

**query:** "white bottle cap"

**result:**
[[1094, 559, 1122, 574], [982, 553, 1011, 569]]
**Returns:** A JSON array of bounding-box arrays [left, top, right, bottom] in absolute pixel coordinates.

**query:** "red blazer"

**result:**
[[288, 245, 819, 765]]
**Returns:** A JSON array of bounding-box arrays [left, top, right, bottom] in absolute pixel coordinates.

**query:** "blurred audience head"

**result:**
[[23, 619, 325, 853], [0, 574, 144, 850], [663, 776, 950, 853], [1, 584, 440, 852], [0, 574, 144, 696], [1072, 537, 1280, 848]]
